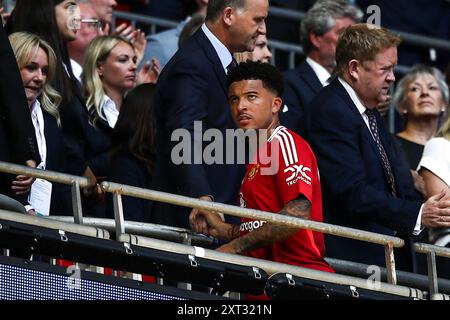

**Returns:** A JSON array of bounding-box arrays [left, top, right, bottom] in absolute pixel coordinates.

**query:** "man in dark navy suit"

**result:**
[[305, 24, 450, 271], [281, 1, 361, 135], [152, 0, 269, 228], [0, 22, 39, 195]]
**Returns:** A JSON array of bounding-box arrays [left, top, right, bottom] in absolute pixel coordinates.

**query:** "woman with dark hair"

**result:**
[[106, 83, 157, 222]]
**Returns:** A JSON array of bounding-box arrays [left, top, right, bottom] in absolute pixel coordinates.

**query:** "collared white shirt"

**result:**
[[70, 59, 83, 83], [102, 95, 119, 128], [30, 99, 47, 169], [338, 76, 423, 235], [338, 77, 372, 133], [306, 57, 332, 86], [201, 23, 233, 74]]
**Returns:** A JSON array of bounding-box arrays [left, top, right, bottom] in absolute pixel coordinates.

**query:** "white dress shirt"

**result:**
[[201, 24, 233, 74], [306, 57, 332, 86], [70, 59, 83, 83], [102, 95, 119, 128], [338, 77, 423, 235], [30, 99, 47, 169]]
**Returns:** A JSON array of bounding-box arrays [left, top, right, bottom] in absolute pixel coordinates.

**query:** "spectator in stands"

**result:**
[[152, 0, 269, 229], [0, 22, 39, 197], [140, 0, 208, 69], [68, 2, 103, 82], [6, 0, 113, 216], [85, 0, 117, 25], [394, 65, 448, 170], [83, 35, 159, 128], [83, 36, 137, 130], [280, 0, 362, 136], [83, 0, 148, 67], [191, 61, 333, 276], [418, 115, 450, 278], [305, 24, 450, 271], [106, 83, 157, 222], [234, 34, 272, 64], [9, 32, 72, 215]]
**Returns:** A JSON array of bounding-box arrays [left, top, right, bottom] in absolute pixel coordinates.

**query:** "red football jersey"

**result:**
[[239, 126, 332, 272]]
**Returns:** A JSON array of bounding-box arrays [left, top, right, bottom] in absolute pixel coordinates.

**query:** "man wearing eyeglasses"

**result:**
[[68, 2, 103, 82]]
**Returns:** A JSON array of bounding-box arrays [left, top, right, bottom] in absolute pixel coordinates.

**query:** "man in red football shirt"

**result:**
[[190, 61, 333, 273]]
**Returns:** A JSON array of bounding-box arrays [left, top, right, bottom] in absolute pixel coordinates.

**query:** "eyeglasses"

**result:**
[[81, 18, 104, 31]]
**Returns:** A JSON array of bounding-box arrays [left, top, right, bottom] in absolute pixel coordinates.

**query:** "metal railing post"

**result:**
[[427, 251, 439, 296], [113, 192, 125, 237], [384, 243, 397, 285], [71, 181, 83, 225]]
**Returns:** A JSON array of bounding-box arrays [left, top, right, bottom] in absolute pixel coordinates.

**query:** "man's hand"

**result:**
[[112, 22, 134, 38], [137, 58, 160, 84], [130, 29, 146, 66], [11, 160, 37, 195], [189, 195, 214, 235], [421, 190, 450, 228]]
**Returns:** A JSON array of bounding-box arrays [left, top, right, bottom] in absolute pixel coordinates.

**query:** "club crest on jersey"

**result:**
[[247, 163, 260, 181]]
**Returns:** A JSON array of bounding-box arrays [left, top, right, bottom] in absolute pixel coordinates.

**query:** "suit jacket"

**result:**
[[14, 110, 72, 215], [152, 28, 245, 228], [0, 23, 39, 193], [305, 79, 422, 269], [280, 60, 323, 135], [42, 112, 71, 215]]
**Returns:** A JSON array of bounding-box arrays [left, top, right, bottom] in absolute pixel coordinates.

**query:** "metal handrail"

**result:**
[[101, 181, 403, 247], [326, 257, 450, 294], [3, 161, 448, 295], [47, 216, 216, 247], [119, 233, 424, 299], [0, 162, 90, 187], [101, 180, 403, 284], [0, 161, 92, 224], [112, 11, 178, 34], [0, 209, 109, 239], [413, 243, 450, 297]]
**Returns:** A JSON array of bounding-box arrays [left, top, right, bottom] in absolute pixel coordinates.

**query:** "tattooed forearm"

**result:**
[[280, 197, 311, 220], [226, 197, 311, 254]]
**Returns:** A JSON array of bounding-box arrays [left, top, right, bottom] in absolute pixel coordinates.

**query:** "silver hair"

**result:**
[[393, 64, 449, 114], [300, 0, 363, 54]]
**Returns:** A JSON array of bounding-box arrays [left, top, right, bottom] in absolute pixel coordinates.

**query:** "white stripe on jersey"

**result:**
[[269, 126, 299, 167], [280, 128, 298, 163], [278, 130, 294, 165], [274, 135, 290, 166]]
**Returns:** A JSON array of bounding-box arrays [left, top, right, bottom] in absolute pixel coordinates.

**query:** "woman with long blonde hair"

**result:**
[[9, 31, 71, 215]]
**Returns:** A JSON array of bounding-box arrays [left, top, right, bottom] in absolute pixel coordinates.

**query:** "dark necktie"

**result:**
[[365, 109, 397, 197], [226, 58, 238, 74]]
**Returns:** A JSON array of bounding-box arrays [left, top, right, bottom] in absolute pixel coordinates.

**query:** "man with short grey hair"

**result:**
[[281, 0, 362, 135]]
